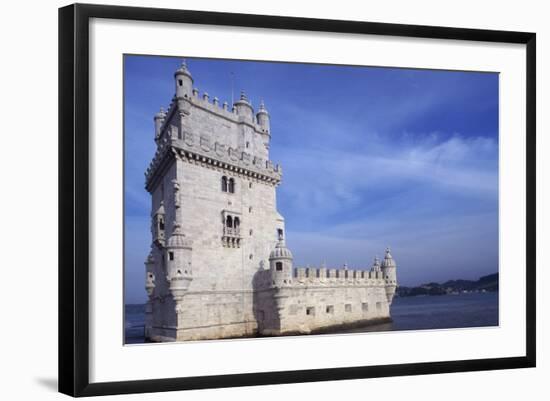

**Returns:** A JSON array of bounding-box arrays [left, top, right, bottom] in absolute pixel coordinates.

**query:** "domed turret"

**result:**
[[153, 107, 166, 139], [269, 238, 293, 287], [269, 240, 293, 260], [144, 251, 156, 298], [233, 90, 254, 121], [381, 247, 398, 304], [152, 201, 166, 246], [371, 256, 381, 272], [381, 247, 396, 268], [165, 222, 193, 302], [174, 59, 193, 99], [256, 100, 270, 133]]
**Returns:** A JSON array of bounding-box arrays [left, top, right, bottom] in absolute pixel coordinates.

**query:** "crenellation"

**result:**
[[143, 60, 397, 342]]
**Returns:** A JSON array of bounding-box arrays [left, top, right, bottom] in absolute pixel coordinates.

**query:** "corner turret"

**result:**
[[234, 90, 254, 122], [381, 247, 398, 304], [371, 256, 381, 273], [256, 100, 270, 134], [144, 249, 156, 339], [153, 107, 166, 139], [165, 222, 193, 303], [144, 251, 156, 297], [174, 59, 193, 99], [269, 235, 293, 287], [152, 201, 166, 246]]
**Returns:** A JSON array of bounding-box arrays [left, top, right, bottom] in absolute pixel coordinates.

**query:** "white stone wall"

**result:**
[[255, 269, 391, 335]]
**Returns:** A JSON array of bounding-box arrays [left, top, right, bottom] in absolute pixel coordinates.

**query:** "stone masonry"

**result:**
[[143, 60, 398, 342]]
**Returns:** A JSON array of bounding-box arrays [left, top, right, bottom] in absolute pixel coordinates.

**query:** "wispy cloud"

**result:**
[[276, 131, 497, 222]]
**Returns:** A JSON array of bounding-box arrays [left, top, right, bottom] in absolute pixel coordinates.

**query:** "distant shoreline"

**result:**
[[397, 272, 498, 297]]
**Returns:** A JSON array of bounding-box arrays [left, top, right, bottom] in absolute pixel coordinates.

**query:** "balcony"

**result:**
[[222, 226, 241, 248]]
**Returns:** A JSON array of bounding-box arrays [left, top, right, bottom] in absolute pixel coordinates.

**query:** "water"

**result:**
[[125, 304, 147, 344], [341, 292, 498, 334], [124, 292, 498, 343]]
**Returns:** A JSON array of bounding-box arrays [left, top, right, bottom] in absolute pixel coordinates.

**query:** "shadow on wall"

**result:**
[[252, 268, 279, 335]]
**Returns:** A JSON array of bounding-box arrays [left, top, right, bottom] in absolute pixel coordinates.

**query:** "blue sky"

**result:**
[[124, 55, 499, 304]]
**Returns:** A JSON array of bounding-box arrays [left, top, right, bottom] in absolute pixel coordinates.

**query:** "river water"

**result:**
[[125, 292, 498, 344]]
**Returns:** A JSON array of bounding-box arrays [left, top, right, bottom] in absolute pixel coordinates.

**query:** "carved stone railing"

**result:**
[[223, 227, 241, 237], [222, 226, 241, 248]]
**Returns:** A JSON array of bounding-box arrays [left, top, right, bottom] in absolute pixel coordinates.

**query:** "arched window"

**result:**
[[228, 178, 235, 193], [226, 215, 233, 228], [221, 176, 228, 192], [276, 262, 283, 271], [234, 217, 240, 230]]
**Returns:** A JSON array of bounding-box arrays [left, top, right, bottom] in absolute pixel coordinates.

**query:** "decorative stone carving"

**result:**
[[184, 130, 194, 147], [242, 152, 251, 165], [200, 136, 211, 152], [215, 142, 226, 158], [172, 179, 181, 208], [228, 147, 239, 161], [170, 125, 179, 140]]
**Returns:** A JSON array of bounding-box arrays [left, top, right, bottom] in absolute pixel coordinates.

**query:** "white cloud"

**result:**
[[277, 132, 498, 219]]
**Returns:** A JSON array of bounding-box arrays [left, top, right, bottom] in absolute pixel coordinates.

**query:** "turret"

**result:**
[[174, 59, 193, 99], [381, 247, 398, 304], [165, 222, 193, 303], [153, 107, 166, 139], [144, 249, 156, 340], [233, 90, 254, 122], [256, 100, 270, 134], [144, 251, 156, 298], [371, 256, 381, 273], [152, 201, 166, 246], [269, 235, 293, 287]]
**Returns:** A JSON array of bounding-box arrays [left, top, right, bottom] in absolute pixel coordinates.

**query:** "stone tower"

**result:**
[[143, 59, 398, 342], [144, 60, 285, 342]]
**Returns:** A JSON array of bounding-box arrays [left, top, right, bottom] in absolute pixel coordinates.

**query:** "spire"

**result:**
[[153, 200, 165, 216], [174, 58, 193, 98], [372, 255, 381, 272], [257, 99, 269, 115], [233, 89, 253, 118], [154, 106, 166, 119], [176, 59, 191, 75], [382, 246, 396, 268]]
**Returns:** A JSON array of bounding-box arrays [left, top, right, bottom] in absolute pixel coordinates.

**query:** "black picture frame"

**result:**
[[58, 3, 536, 397]]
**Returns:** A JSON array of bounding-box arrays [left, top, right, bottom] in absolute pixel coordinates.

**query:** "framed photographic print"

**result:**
[[58, 3, 536, 397]]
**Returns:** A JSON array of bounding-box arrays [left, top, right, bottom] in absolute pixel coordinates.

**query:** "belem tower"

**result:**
[[143, 60, 398, 342]]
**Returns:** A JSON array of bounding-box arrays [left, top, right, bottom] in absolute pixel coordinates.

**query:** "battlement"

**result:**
[[291, 266, 388, 286], [157, 93, 267, 133], [146, 61, 279, 192], [144, 137, 283, 192]]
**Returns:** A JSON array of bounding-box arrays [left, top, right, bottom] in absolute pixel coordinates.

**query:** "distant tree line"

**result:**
[[396, 273, 498, 297]]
